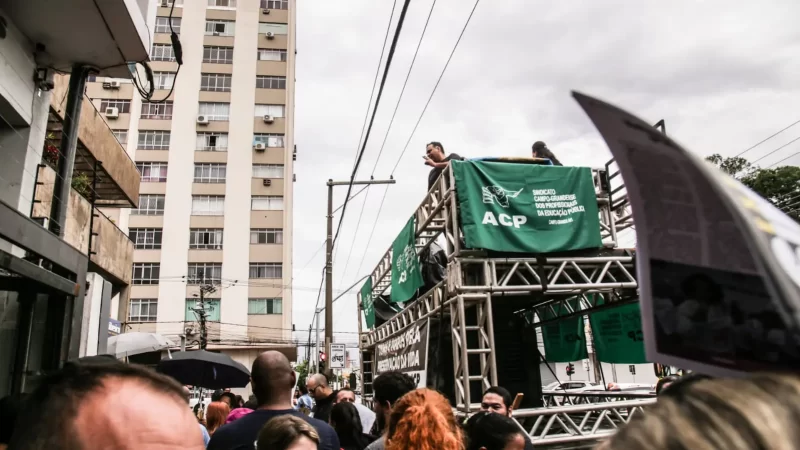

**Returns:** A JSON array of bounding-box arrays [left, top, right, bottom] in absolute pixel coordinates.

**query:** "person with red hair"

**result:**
[[385, 389, 464, 450], [206, 400, 231, 436]]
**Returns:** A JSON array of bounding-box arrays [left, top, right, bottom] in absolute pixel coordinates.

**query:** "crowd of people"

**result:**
[[1, 349, 799, 449]]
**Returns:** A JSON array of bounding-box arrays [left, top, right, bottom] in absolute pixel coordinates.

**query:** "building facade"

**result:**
[[93, 0, 297, 372]]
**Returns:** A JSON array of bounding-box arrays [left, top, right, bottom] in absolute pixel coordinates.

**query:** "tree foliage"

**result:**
[[705, 154, 800, 222]]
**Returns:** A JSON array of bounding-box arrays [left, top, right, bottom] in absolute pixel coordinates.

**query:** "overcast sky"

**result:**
[[290, 0, 800, 344]]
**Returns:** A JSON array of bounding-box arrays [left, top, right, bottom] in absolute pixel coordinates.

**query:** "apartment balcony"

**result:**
[[48, 75, 140, 208], [32, 165, 134, 285], [0, 0, 149, 78]]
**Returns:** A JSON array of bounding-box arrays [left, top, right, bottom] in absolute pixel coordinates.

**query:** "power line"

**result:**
[[767, 150, 800, 168], [750, 135, 800, 165], [331, 0, 413, 254], [390, 0, 482, 175], [736, 119, 800, 158]]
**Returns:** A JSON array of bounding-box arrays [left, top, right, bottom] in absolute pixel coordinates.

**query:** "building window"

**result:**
[[151, 44, 175, 62], [259, 23, 288, 35], [251, 196, 283, 211], [153, 72, 176, 90], [250, 228, 283, 244], [257, 49, 287, 62], [205, 19, 236, 36], [160, 0, 184, 6], [130, 228, 163, 249], [154, 17, 181, 34], [197, 132, 228, 151], [249, 263, 282, 279], [133, 195, 166, 215], [136, 162, 169, 182], [191, 195, 225, 215], [253, 133, 284, 148], [254, 104, 285, 118], [203, 46, 234, 64], [248, 298, 282, 315], [141, 101, 173, 120], [138, 130, 171, 150], [198, 102, 230, 121], [189, 228, 224, 250], [129, 299, 158, 322], [194, 163, 227, 183], [261, 0, 288, 9], [256, 76, 286, 90], [185, 299, 221, 321], [132, 263, 160, 285], [187, 263, 222, 284], [113, 130, 128, 145], [208, 0, 236, 7], [99, 99, 131, 113], [252, 164, 283, 178], [200, 73, 232, 92]]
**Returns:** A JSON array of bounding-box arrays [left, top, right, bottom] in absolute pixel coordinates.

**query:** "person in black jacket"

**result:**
[[330, 402, 377, 450], [532, 141, 562, 166]]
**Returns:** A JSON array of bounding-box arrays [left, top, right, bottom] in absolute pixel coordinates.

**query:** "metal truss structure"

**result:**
[[513, 398, 656, 446], [357, 161, 638, 412]]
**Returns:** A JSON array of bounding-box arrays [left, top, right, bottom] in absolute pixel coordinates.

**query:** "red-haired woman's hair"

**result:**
[[386, 388, 464, 450], [206, 401, 231, 435]]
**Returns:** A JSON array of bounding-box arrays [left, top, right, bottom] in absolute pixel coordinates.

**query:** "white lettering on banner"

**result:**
[[482, 211, 527, 228], [532, 188, 587, 222]]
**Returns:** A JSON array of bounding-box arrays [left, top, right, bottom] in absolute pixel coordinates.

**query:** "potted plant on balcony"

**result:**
[[71, 173, 91, 198], [43, 133, 60, 168]]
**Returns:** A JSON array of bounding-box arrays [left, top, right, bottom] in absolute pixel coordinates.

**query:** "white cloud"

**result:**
[[292, 0, 800, 338]]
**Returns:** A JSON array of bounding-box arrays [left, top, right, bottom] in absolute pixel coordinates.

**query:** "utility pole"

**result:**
[[195, 284, 216, 351], [315, 308, 321, 373], [325, 178, 395, 365]]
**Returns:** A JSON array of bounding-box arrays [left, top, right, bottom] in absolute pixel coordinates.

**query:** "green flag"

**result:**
[[361, 277, 375, 329], [589, 302, 647, 364], [452, 161, 602, 253], [390, 216, 424, 303], [541, 298, 588, 362]]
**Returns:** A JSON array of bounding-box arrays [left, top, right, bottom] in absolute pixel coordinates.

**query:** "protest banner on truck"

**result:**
[[375, 319, 429, 388]]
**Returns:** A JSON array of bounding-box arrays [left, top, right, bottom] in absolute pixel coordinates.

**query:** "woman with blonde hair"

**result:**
[[385, 388, 464, 450], [257, 414, 320, 450], [206, 401, 231, 436], [598, 373, 800, 449]]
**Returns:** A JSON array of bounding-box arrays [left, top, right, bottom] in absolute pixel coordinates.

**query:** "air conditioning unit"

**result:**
[[262, 178, 272, 187], [263, 115, 274, 124], [253, 142, 267, 152], [262, 8, 270, 14], [212, 31, 220, 36], [102, 80, 121, 89], [265, 32, 275, 39], [197, 115, 209, 125], [105, 107, 119, 119]]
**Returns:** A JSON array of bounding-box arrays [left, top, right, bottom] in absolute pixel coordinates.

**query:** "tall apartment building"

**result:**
[[90, 0, 297, 371]]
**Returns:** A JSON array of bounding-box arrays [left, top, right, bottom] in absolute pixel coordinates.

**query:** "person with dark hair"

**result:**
[[307, 373, 336, 423], [464, 411, 527, 450], [295, 385, 313, 414], [336, 388, 356, 404], [365, 371, 417, 450], [655, 375, 680, 395], [424, 141, 465, 190], [330, 402, 376, 450], [208, 351, 339, 450], [219, 391, 237, 408], [245, 394, 259, 410], [335, 388, 376, 435], [480, 386, 513, 417], [9, 362, 205, 449], [531, 141, 562, 166]]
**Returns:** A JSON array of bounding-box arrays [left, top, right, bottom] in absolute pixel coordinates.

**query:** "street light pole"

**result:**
[[325, 178, 395, 366]]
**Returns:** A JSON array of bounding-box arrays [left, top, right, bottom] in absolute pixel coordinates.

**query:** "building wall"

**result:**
[[109, 0, 295, 351]]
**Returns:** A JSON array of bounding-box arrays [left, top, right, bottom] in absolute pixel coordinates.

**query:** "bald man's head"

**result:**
[[251, 351, 296, 407], [306, 373, 333, 400]]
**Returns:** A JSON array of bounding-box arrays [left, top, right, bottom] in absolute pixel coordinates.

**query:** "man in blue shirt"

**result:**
[[294, 384, 313, 414], [208, 351, 339, 450]]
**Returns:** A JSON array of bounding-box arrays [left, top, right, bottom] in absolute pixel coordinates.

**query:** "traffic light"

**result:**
[[566, 363, 575, 376]]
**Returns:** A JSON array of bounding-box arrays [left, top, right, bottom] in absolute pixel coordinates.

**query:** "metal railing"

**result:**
[[541, 390, 655, 407]]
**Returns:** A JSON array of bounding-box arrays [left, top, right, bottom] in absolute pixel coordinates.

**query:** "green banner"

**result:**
[[390, 216, 424, 303], [361, 277, 375, 329], [541, 299, 588, 362], [452, 161, 602, 253], [589, 302, 647, 364]]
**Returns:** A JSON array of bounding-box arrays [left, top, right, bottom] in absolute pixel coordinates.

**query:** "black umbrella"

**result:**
[[157, 350, 250, 389]]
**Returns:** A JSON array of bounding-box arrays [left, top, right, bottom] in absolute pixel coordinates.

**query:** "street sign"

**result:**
[[330, 343, 346, 369]]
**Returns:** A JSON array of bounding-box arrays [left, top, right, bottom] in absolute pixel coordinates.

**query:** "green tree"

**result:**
[[295, 359, 309, 388], [706, 154, 800, 222]]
